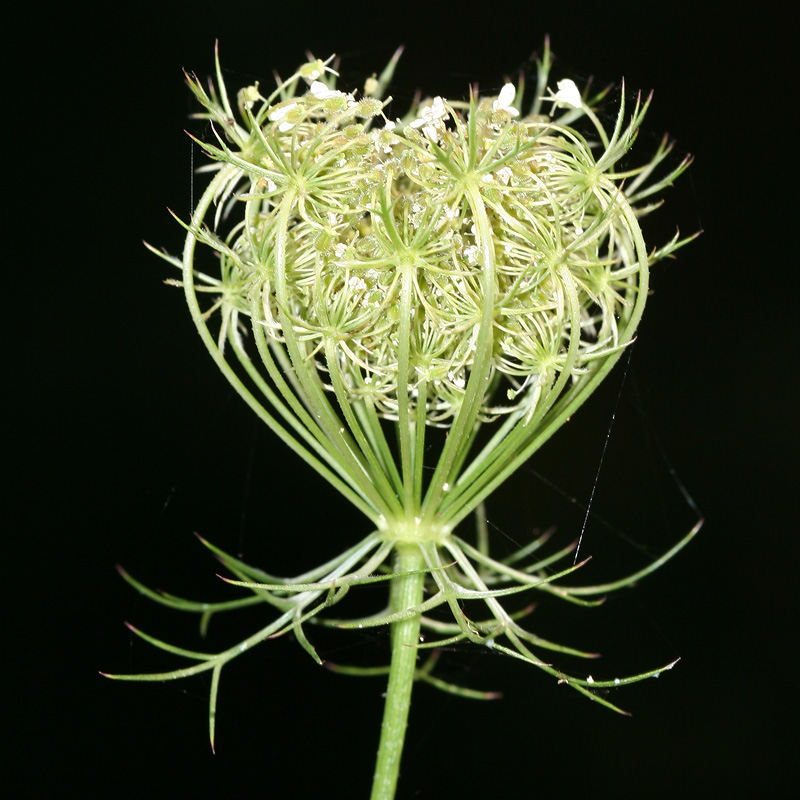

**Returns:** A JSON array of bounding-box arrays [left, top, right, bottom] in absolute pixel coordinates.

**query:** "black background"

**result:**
[[12, 1, 796, 796]]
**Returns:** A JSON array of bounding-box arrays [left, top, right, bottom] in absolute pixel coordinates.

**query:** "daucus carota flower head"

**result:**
[[179, 49, 677, 430], [119, 42, 699, 763]]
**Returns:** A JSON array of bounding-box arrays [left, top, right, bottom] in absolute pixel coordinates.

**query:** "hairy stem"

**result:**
[[371, 544, 425, 800]]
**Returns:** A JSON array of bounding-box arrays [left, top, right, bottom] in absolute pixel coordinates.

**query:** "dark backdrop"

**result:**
[[13, 2, 795, 796]]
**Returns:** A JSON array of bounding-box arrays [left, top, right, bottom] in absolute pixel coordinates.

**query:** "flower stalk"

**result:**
[[371, 546, 426, 800], [106, 41, 699, 798]]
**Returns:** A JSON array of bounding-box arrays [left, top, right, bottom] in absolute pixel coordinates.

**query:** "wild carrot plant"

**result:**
[[105, 42, 698, 799]]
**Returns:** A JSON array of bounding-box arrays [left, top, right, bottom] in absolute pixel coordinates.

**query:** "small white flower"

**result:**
[[492, 83, 519, 117], [546, 79, 583, 111], [268, 103, 300, 132], [411, 96, 447, 126], [348, 275, 367, 292], [410, 97, 448, 141], [309, 81, 357, 114]]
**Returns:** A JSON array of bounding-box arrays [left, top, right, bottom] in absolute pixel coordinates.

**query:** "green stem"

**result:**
[[371, 544, 425, 800]]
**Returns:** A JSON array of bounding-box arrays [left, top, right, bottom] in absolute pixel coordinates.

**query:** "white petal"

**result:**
[[554, 79, 582, 109], [431, 96, 446, 118], [310, 80, 341, 100], [495, 82, 517, 110], [500, 83, 516, 106], [268, 103, 296, 122]]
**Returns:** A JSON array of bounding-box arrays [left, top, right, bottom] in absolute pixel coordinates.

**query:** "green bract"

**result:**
[[114, 44, 698, 794]]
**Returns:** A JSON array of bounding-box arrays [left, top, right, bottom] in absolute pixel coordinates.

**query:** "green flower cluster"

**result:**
[[181, 49, 688, 428]]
